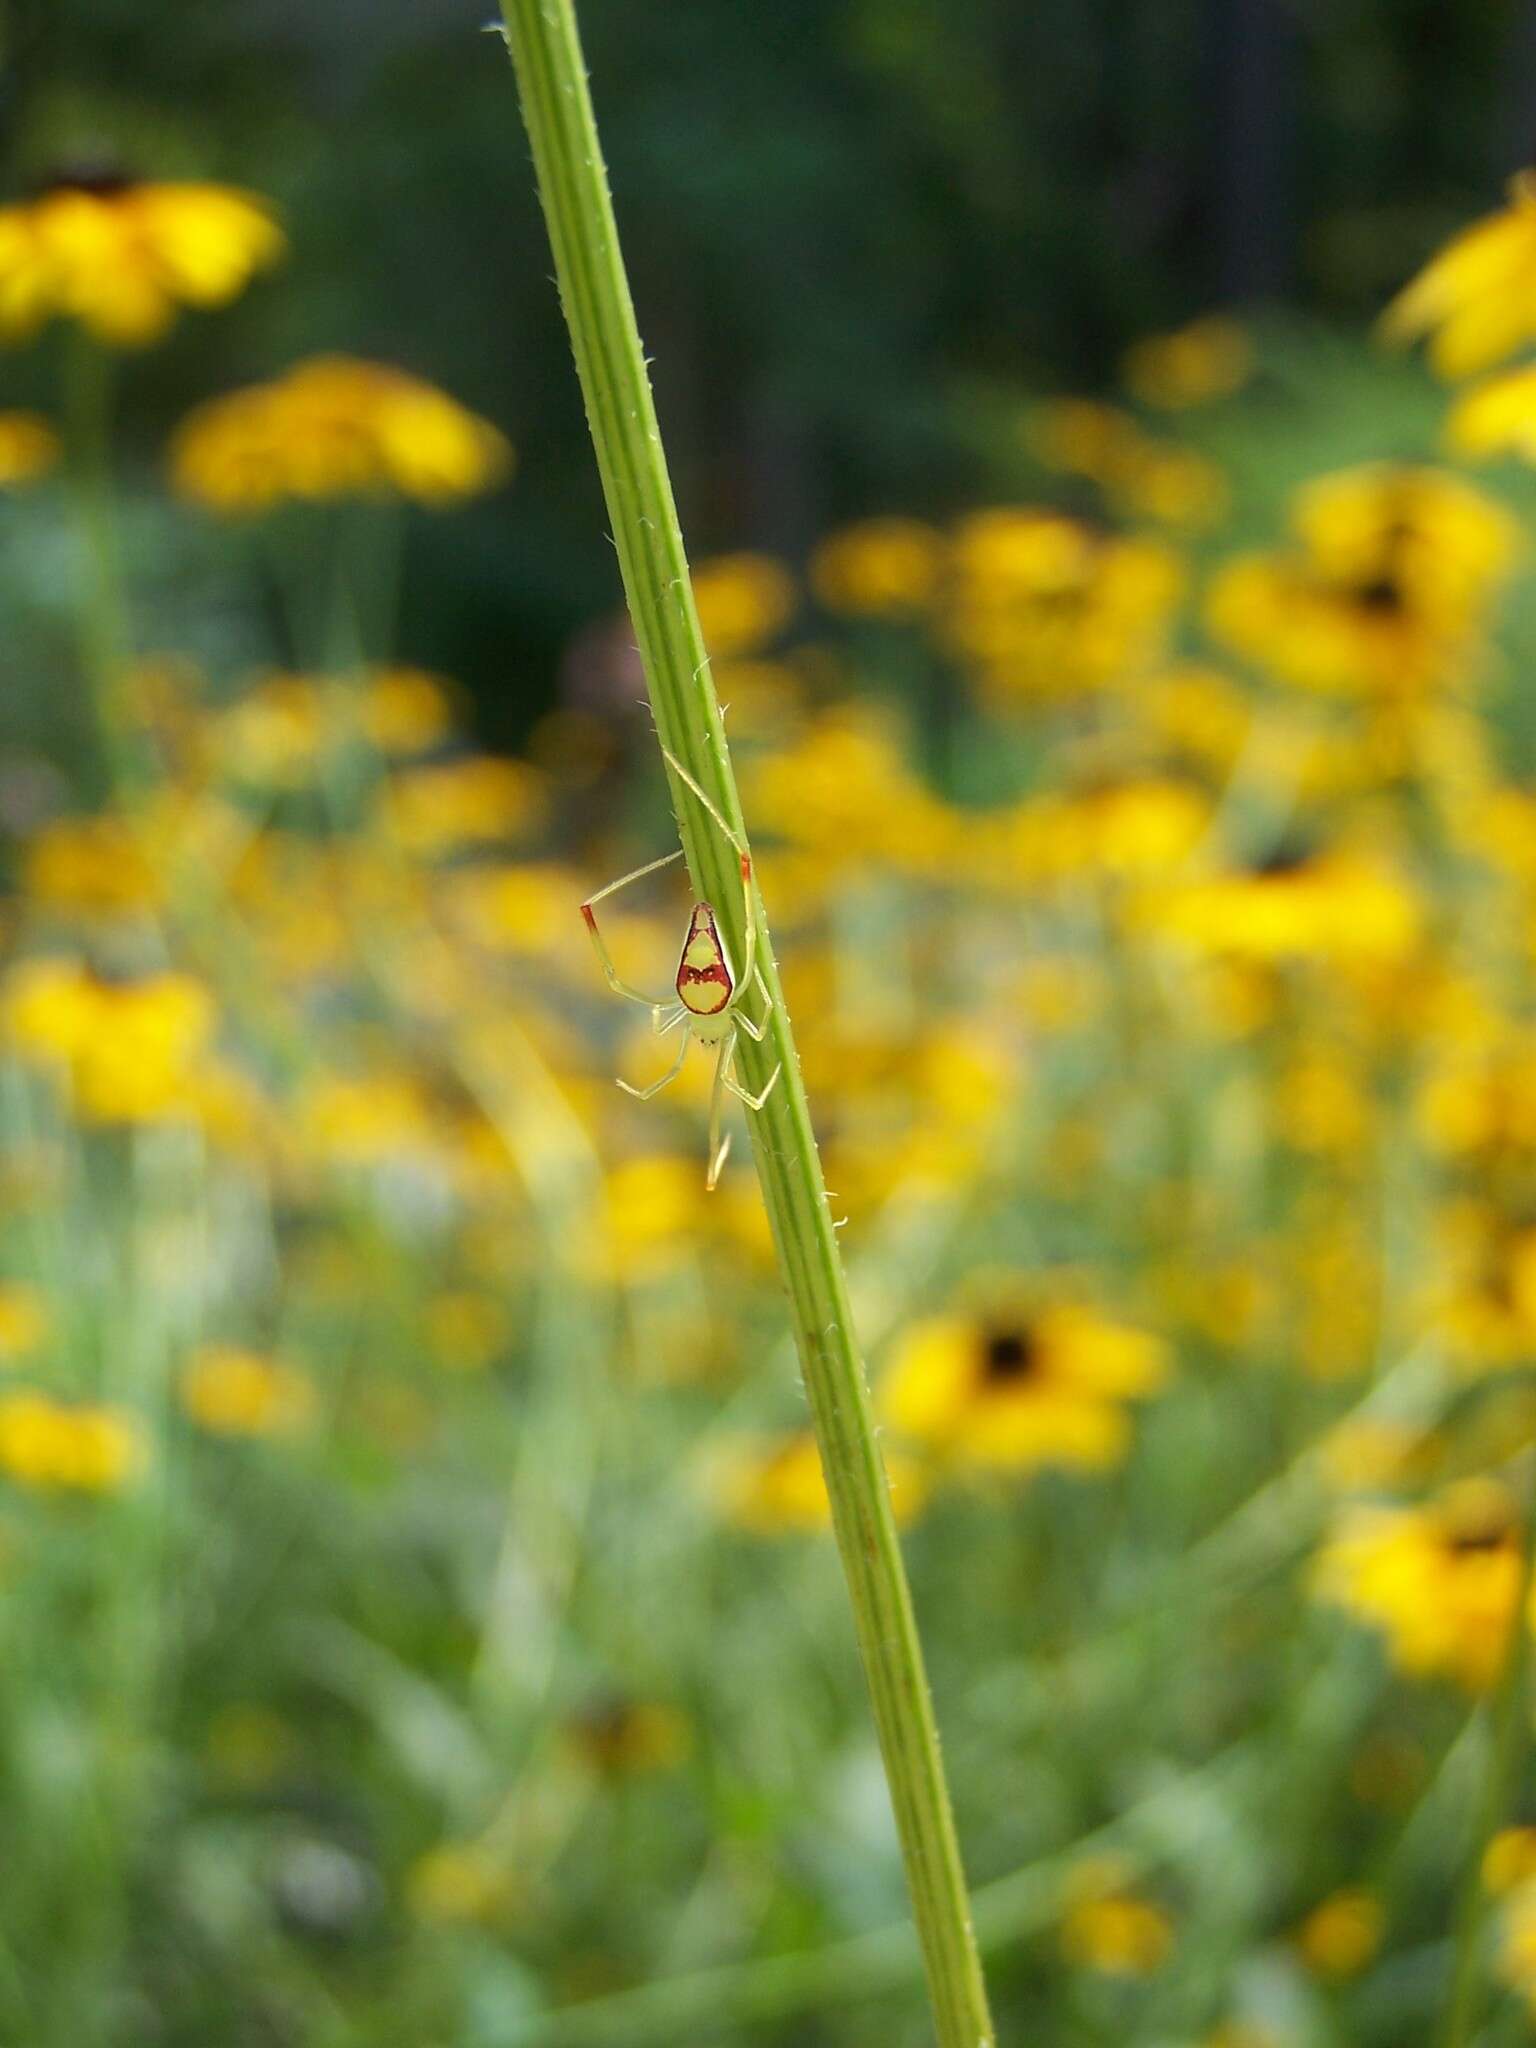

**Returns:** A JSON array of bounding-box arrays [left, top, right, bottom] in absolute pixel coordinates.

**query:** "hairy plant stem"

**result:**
[[495, 5, 994, 2041]]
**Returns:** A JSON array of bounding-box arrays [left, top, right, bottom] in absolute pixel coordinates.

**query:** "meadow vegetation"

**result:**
[[8, 128, 1536, 2048]]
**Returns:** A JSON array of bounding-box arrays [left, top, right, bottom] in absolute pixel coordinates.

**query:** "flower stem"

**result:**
[[61, 327, 131, 784], [494, 6, 995, 2042], [1438, 1455, 1536, 2048]]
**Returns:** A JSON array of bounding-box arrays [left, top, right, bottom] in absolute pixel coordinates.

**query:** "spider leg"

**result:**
[[723, 1053, 782, 1112], [705, 1023, 736, 1191], [580, 850, 684, 1012], [616, 1029, 691, 1102]]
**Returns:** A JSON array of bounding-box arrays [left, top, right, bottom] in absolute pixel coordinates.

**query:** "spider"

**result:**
[[581, 749, 782, 1189]]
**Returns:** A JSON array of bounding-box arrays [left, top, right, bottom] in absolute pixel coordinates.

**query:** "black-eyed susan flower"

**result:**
[[407, 1843, 518, 1928], [1313, 1477, 1530, 1690], [810, 517, 946, 618], [1059, 1858, 1174, 1975], [1141, 840, 1420, 966], [565, 1694, 691, 1776], [1121, 314, 1251, 408], [711, 1428, 928, 1533], [0, 410, 59, 485], [0, 1390, 144, 1492], [22, 814, 161, 917], [0, 1285, 48, 1365], [944, 508, 1182, 708], [4, 957, 217, 1123], [1295, 1888, 1384, 1979], [690, 551, 796, 657], [171, 355, 510, 511], [180, 1344, 313, 1438], [1383, 171, 1536, 379], [1446, 364, 1536, 464], [0, 171, 282, 346], [880, 1292, 1167, 1476], [1206, 465, 1518, 699]]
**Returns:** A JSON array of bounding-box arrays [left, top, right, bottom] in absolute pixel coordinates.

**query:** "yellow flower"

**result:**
[[809, 518, 946, 617], [382, 755, 546, 857], [423, 1291, 509, 1373], [1207, 466, 1517, 698], [1486, 1828, 1536, 1897], [1060, 1859, 1174, 1975], [0, 1285, 47, 1365], [181, 1345, 313, 1438], [1029, 398, 1141, 482], [880, 1294, 1167, 1475], [565, 1695, 692, 1776], [22, 815, 161, 918], [298, 1071, 436, 1168], [711, 1429, 928, 1533], [1295, 1888, 1383, 1978], [0, 172, 282, 346], [363, 667, 457, 755], [691, 552, 795, 657], [1314, 1478, 1530, 1690], [172, 355, 510, 512], [1383, 171, 1536, 379], [0, 410, 59, 485], [408, 1844, 517, 1928], [945, 508, 1182, 707], [1429, 1205, 1536, 1371], [4, 958, 216, 1123], [1143, 845, 1420, 965], [1496, 1876, 1536, 2015], [1121, 315, 1251, 408], [0, 1390, 143, 1493]]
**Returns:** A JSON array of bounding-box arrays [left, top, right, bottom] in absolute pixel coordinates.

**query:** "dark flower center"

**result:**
[[1248, 841, 1314, 880], [982, 1326, 1039, 1383], [1352, 573, 1407, 617], [1445, 1519, 1512, 1555], [33, 161, 135, 199]]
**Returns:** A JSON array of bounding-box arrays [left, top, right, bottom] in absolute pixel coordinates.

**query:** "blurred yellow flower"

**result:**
[[1383, 170, 1536, 379], [407, 1843, 517, 1927], [1207, 465, 1517, 698], [0, 410, 59, 485], [1295, 1887, 1383, 1978], [1122, 315, 1251, 408], [881, 1295, 1166, 1475], [1060, 1859, 1174, 1974], [810, 518, 945, 617], [423, 1291, 509, 1373], [1498, 1879, 1536, 2016], [0, 171, 282, 344], [298, 1071, 436, 1168], [1144, 845, 1420, 965], [0, 1390, 143, 1493], [382, 754, 546, 857], [363, 667, 458, 755], [1314, 1478, 1529, 1690], [172, 355, 510, 511], [565, 1694, 692, 1775], [4, 958, 217, 1123], [181, 1345, 313, 1438], [0, 172, 282, 346], [691, 552, 795, 657], [22, 815, 160, 918], [0, 1285, 48, 1364], [1486, 1827, 1536, 1896], [1446, 364, 1536, 464], [946, 508, 1182, 707], [712, 1428, 928, 1533]]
